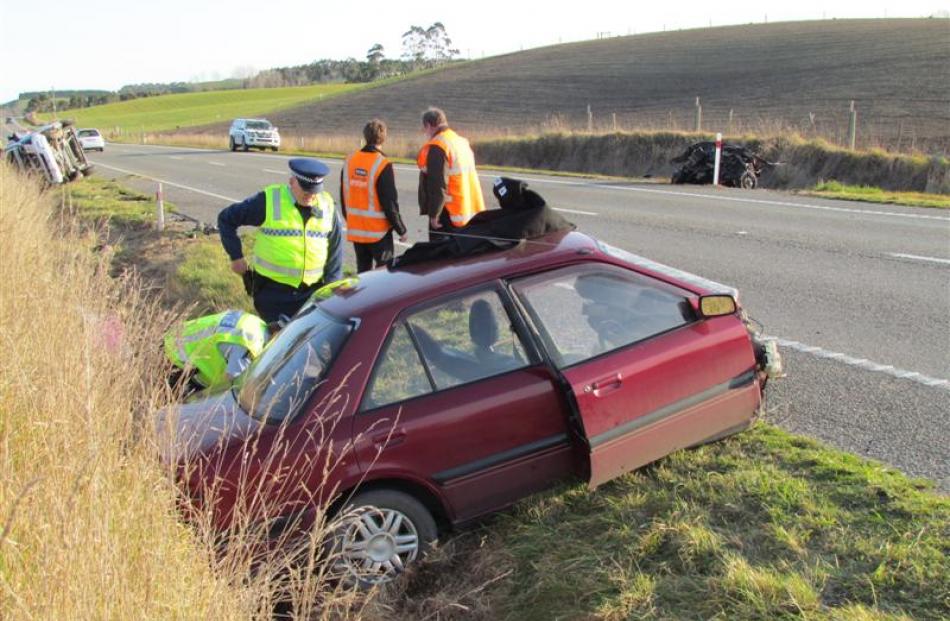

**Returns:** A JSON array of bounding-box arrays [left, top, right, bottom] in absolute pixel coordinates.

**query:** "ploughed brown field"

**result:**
[[233, 19, 950, 152]]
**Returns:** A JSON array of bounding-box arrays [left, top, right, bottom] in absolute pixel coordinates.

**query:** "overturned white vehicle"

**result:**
[[4, 121, 93, 184]]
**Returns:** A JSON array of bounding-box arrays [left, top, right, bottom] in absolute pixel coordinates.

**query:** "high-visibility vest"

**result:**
[[343, 150, 391, 243], [252, 184, 335, 287], [164, 310, 269, 388], [417, 128, 485, 227]]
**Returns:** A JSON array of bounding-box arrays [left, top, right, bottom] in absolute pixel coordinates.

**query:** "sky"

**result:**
[[1, 0, 947, 103]]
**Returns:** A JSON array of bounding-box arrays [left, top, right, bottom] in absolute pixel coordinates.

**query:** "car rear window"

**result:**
[[78, 129, 100, 137], [236, 306, 351, 423], [246, 121, 272, 130]]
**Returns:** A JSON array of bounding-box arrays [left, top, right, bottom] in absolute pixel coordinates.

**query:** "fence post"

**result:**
[[612, 113, 617, 132], [695, 97, 702, 132], [848, 101, 857, 150], [713, 133, 723, 187], [587, 104, 593, 133], [728, 109, 734, 134], [155, 183, 165, 232]]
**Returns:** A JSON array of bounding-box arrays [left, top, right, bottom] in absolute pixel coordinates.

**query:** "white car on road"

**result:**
[[77, 128, 105, 152], [229, 119, 280, 152]]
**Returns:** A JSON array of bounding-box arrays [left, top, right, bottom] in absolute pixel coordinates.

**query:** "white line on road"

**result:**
[[553, 207, 599, 216], [263, 168, 286, 174], [92, 162, 239, 203], [208, 161, 226, 167], [767, 336, 950, 391], [887, 252, 950, 265], [169, 156, 183, 160]]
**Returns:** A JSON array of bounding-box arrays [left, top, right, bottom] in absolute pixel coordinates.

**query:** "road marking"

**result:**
[[169, 156, 183, 160], [263, 168, 285, 174], [767, 336, 950, 391], [208, 161, 225, 167], [92, 162, 239, 202], [553, 207, 599, 216], [887, 252, 950, 265]]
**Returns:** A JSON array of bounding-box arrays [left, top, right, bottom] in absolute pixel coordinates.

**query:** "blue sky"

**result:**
[[1, 0, 945, 102]]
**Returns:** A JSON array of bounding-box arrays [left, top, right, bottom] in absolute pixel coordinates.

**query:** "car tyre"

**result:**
[[271, 147, 278, 152], [241, 137, 249, 152], [331, 489, 437, 587], [229, 137, 236, 152], [739, 171, 757, 190]]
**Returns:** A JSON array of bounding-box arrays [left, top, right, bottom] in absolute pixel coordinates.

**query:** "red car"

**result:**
[[162, 230, 782, 584]]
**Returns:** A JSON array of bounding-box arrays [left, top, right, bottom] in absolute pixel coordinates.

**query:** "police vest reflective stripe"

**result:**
[[344, 151, 391, 243], [252, 184, 334, 287], [417, 128, 485, 227], [164, 310, 268, 387]]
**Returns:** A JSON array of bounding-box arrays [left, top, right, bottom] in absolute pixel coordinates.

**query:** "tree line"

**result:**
[[23, 22, 461, 113]]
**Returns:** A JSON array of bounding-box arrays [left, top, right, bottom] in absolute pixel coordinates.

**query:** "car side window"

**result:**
[[405, 290, 532, 391], [363, 323, 433, 410], [512, 265, 694, 368]]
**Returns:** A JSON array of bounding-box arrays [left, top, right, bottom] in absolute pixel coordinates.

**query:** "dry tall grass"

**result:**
[[0, 164, 367, 619]]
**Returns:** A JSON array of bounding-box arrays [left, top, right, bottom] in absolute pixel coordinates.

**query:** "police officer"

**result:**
[[164, 309, 269, 390], [340, 119, 407, 272], [218, 158, 344, 323], [417, 107, 486, 240]]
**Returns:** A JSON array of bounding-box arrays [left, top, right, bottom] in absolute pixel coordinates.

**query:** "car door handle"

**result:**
[[371, 430, 407, 448], [588, 373, 623, 395]]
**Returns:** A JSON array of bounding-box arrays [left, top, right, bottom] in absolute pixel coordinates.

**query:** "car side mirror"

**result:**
[[698, 294, 737, 318]]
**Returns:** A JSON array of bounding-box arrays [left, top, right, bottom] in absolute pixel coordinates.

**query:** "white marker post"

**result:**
[[712, 132, 723, 187], [155, 183, 165, 232]]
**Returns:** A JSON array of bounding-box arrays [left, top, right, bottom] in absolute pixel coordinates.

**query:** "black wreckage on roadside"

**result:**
[[670, 141, 773, 189]]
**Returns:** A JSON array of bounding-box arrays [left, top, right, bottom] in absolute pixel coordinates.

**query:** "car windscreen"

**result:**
[[77, 130, 100, 137], [236, 306, 351, 423], [246, 121, 272, 130]]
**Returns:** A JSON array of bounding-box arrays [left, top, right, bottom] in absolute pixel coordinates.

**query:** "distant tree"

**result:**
[[402, 23, 459, 68], [367, 43, 385, 65]]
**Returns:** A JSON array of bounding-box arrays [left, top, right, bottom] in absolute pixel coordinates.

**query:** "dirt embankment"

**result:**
[[473, 132, 950, 193]]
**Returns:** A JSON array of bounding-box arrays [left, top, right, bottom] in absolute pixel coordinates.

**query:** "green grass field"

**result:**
[[804, 181, 950, 209], [46, 84, 361, 135]]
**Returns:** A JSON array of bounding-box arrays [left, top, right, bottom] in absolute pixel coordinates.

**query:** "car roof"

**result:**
[[317, 230, 735, 320]]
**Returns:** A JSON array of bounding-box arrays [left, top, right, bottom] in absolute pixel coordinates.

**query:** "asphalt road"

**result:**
[[87, 142, 950, 490]]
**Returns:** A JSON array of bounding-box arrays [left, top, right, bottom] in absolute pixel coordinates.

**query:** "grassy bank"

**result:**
[[804, 181, 950, 209], [474, 131, 950, 195], [43, 84, 360, 135], [0, 166, 247, 618]]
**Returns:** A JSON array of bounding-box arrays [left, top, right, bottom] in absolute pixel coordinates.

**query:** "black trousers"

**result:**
[[252, 279, 319, 324], [353, 230, 394, 273]]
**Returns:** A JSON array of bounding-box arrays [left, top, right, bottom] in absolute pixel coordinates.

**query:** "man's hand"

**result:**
[[399, 233, 409, 243], [429, 216, 442, 230], [230, 258, 248, 274]]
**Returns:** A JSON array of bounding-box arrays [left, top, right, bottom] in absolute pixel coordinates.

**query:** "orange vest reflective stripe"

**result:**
[[417, 128, 485, 227], [344, 150, 391, 243]]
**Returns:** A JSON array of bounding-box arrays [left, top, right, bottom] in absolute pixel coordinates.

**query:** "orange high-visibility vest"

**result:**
[[417, 128, 485, 227], [343, 150, 391, 243]]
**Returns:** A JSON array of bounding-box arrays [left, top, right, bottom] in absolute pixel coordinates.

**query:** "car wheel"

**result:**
[[271, 147, 278, 152], [229, 137, 236, 152], [241, 137, 249, 152], [331, 489, 437, 587], [739, 171, 757, 190]]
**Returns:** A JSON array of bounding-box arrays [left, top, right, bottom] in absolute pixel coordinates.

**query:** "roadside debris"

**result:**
[[4, 120, 93, 185], [670, 141, 773, 189]]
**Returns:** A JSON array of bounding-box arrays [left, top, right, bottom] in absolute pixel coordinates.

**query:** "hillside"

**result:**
[[259, 19, 949, 152]]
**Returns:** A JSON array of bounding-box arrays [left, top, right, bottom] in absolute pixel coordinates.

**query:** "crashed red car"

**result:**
[[162, 230, 782, 584]]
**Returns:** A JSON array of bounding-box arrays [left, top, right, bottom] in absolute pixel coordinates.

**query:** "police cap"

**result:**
[[288, 158, 330, 192]]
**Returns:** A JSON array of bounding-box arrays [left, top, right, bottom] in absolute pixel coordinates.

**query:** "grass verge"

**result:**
[[803, 181, 950, 209]]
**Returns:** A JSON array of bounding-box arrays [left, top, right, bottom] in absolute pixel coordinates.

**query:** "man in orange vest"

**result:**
[[417, 107, 485, 240], [341, 119, 408, 272]]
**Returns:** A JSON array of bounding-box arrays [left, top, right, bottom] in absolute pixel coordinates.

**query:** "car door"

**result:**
[[351, 285, 577, 523], [510, 263, 761, 488]]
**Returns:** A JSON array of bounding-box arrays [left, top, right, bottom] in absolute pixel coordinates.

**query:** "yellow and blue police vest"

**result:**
[[164, 310, 268, 388], [252, 183, 335, 287]]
